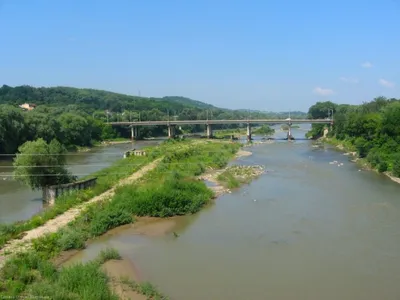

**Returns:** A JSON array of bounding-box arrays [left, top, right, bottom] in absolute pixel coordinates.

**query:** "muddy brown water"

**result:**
[[27, 126, 400, 299]]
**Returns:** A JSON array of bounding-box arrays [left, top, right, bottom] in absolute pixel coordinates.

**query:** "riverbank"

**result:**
[[321, 137, 400, 185], [0, 139, 256, 299]]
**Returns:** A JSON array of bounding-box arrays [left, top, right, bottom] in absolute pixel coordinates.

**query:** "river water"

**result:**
[[0, 140, 161, 224], [34, 126, 400, 299]]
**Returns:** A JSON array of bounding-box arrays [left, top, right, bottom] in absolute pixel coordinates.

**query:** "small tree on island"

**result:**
[[13, 138, 76, 199]]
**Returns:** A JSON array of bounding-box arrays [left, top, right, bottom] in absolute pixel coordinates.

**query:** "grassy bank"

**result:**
[[0, 246, 167, 300], [0, 146, 155, 249], [0, 139, 241, 298], [213, 128, 246, 138]]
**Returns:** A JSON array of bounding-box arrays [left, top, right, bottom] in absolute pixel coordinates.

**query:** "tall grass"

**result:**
[[0, 139, 241, 297], [0, 247, 121, 299], [0, 150, 153, 249]]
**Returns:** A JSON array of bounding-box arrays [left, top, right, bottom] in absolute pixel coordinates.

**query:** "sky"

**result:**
[[1, 0, 399, 111]]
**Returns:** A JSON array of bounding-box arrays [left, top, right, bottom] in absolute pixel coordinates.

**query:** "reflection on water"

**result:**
[[0, 140, 160, 223], [44, 127, 400, 299]]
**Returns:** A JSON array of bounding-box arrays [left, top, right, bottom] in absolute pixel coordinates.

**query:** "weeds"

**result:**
[[0, 248, 121, 299], [0, 154, 151, 249], [1, 139, 241, 298], [120, 276, 169, 300], [217, 165, 264, 189]]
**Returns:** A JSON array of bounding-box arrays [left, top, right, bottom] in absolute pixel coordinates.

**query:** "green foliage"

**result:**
[[254, 125, 275, 135], [0, 154, 150, 249], [216, 165, 262, 189], [13, 138, 75, 190], [96, 247, 122, 263], [1, 140, 238, 298], [393, 155, 400, 177], [120, 277, 169, 299], [309, 98, 400, 177], [0, 248, 120, 299], [0, 85, 306, 153]]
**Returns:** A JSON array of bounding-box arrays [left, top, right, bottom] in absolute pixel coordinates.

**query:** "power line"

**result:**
[[0, 162, 231, 168], [0, 150, 237, 156], [0, 164, 265, 177]]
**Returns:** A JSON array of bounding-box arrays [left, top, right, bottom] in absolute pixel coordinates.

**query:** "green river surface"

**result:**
[[63, 125, 400, 300]]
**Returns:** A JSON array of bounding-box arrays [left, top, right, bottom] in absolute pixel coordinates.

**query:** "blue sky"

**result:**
[[1, 0, 399, 111]]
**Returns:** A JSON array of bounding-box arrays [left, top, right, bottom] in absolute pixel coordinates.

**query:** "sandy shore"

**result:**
[[103, 258, 147, 300]]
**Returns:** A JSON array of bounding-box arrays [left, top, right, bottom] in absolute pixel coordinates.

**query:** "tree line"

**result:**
[[0, 85, 307, 154], [307, 97, 400, 177]]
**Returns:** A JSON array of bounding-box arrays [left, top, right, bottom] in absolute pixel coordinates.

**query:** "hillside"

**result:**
[[0, 85, 215, 113], [0, 85, 306, 118], [0, 84, 305, 154]]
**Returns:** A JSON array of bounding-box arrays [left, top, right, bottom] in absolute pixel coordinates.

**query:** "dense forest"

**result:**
[[0, 85, 307, 154], [307, 97, 400, 177]]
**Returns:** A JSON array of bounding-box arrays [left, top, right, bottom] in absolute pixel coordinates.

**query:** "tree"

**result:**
[[13, 139, 75, 193]]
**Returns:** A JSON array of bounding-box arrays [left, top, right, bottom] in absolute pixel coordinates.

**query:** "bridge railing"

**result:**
[[108, 119, 333, 126]]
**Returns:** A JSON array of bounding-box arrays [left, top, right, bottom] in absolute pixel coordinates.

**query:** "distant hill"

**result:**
[[0, 85, 305, 118], [0, 85, 219, 113], [156, 96, 216, 110]]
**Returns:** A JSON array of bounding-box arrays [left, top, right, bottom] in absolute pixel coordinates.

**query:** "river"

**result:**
[[63, 124, 400, 300], [0, 140, 162, 224]]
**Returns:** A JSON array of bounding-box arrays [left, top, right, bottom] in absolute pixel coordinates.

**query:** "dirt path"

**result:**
[[0, 159, 161, 268]]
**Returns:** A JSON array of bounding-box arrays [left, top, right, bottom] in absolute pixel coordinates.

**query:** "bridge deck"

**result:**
[[109, 119, 332, 126]]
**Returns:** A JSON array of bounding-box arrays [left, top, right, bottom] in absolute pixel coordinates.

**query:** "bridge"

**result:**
[[109, 118, 333, 141]]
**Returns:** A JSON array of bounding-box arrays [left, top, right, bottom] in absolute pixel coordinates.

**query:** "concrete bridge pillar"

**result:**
[[168, 125, 175, 138], [287, 123, 292, 140], [206, 124, 213, 138], [246, 123, 252, 141], [131, 126, 138, 141]]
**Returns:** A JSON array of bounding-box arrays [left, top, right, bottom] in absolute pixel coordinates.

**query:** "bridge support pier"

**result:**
[[131, 126, 138, 141], [168, 125, 175, 138], [246, 123, 252, 141], [287, 123, 292, 140], [206, 124, 213, 138]]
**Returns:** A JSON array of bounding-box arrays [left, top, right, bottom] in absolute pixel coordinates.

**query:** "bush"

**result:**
[[57, 227, 87, 251], [378, 161, 388, 173], [393, 158, 400, 177]]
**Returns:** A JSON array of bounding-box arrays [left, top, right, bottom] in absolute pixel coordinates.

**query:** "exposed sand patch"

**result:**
[[385, 172, 400, 184], [129, 217, 178, 237], [0, 159, 161, 269], [103, 259, 146, 300], [236, 149, 252, 158]]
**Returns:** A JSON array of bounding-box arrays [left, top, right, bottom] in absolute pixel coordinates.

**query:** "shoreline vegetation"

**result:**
[[0, 139, 263, 299], [320, 137, 400, 185], [307, 98, 400, 185], [0, 84, 305, 157]]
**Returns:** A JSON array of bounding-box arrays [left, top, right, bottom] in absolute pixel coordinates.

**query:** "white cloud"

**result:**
[[361, 61, 373, 68], [312, 87, 334, 96], [378, 78, 395, 88], [340, 77, 359, 83]]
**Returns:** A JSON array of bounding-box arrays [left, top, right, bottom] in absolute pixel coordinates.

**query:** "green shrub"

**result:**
[[57, 227, 87, 251], [378, 161, 388, 173], [97, 247, 121, 263], [89, 205, 133, 237]]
